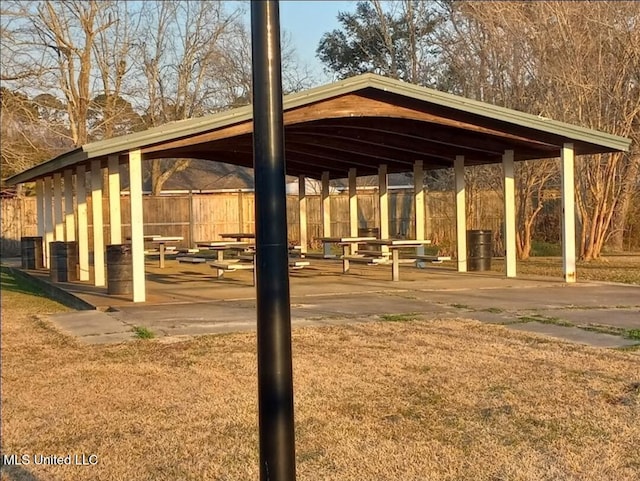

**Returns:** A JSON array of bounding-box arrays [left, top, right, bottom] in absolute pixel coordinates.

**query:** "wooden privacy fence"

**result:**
[[1, 190, 505, 256]]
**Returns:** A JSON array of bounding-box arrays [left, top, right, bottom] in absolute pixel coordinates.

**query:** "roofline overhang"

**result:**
[[5, 73, 632, 185]]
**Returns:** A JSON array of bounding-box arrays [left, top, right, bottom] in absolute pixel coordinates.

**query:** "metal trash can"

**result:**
[[358, 227, 380, 250], [467, 230, 492, 271], [358, 227, 379, 238], [106, 244, 132, 295], [21, 236, 43, 269], [49, 241, 78, 282]]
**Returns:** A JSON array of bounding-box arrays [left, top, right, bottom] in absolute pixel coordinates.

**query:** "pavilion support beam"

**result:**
[[53, 173, 64, 241], [348, 168, 358, 236], [503, 150, 517, 278], [108, 155, 122, 244], [63, 169, 75, 242], [43, 177, 54, 269], [91, 160, 105, 287], [561, 143, 577, 283], [414, 160, 425, 256], [129, 149, 146, 302], [378, 164, 389, 254], [454, 155, 467, 272], [321, 171, 331, 256], [298, 175, 307, 254], [76, 166, 89, 281], [348, 167, 358, 254], [35, 180, 45, 266]]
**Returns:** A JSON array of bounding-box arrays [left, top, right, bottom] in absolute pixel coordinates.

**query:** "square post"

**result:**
[[53, 173, 64, 241], [108, 154, 122, 244], [298, 175, 307, 254], [321, 171, 331, 256], [414, 160, 425, 256], [348, 168, 358, 254], [36, 179, 45, 266], [43, 177, 54, 269], [454, 155, 467, 272], [63, 169, 76, 242], [91, 160, 105, 286], [129, 149, 146, 302], [76, 166, 90, 281], [378, 164, 389, 254], [503, 149, 517, 278], [561, 143, 577, 283]]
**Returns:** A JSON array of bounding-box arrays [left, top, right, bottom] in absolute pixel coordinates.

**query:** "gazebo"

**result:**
[[6, 73, 631, 302]]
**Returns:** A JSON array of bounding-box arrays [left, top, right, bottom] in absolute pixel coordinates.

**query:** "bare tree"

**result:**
[[525, 2, 640, 259], [438, 1, 640, 259], [134, 0, 246, 195]]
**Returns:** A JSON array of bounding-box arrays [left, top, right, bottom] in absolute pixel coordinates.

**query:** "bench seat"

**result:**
[[343, 255, 388, 265], [177, 256, 207, 264], [303, 252, 337, 259], [237, 253, 310, 269], [178, 248, 200, 254], [356, 249, 391, 257], [414, 255, 452, 264]]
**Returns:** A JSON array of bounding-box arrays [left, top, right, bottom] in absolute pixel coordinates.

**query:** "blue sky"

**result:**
[[279, 1, 358, 81]]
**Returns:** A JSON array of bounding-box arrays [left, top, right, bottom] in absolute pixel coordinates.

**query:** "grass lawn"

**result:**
[[487, 255, 640, 285], [1, 267, 639, 480]]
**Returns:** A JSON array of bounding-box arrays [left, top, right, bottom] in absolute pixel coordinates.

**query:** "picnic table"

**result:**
[[316, 236, 377, 259], [220, 233, 255, 242], [195, 241, 253, 261], [127, 235, 184, 268], [363, 239, 432, 281], [149, 236, 184, 268]]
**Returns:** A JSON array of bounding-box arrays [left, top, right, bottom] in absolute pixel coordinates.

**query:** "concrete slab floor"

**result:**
[[4, 256, 639, 349]]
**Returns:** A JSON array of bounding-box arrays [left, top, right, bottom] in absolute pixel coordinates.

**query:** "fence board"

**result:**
[[1, 189, 506, 256]]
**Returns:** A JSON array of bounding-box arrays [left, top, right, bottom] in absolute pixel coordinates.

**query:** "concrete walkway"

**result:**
[[4, 257, 639, 348]]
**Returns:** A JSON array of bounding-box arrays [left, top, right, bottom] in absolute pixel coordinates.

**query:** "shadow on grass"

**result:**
[[0, 464, 43, 481], [0, 266, 47, 298]]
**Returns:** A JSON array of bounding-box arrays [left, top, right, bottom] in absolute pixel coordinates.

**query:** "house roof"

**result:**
[[6, 73, 632, 185]]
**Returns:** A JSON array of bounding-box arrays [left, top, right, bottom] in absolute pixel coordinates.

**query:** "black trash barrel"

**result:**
[[49, 242, 63, 281], [49, 241, 78, 282], [358, 227, 380, 250], [107, 244, 132, 295], [66, 241, 79, 281], [21, 236, 43, 269], [358, 227, 380, 238], [467, 230, 492, 271]]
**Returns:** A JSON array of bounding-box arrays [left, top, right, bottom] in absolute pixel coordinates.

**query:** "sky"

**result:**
[[277, 1, 359, 82]]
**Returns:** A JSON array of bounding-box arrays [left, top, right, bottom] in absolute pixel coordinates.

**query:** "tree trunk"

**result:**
[[608, 152, 639, 251]]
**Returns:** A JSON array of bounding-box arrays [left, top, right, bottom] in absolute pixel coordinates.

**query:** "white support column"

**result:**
[[348, 168, 358, 254], [53, 173, 64, 241], [76, 166, 90, 281], [321, 171, 331, 256], [348, 168, 358, 236], [43, 177, 54, 268], [91, 160, 105, 287], [503, 150, 517, 278], [454, 155, 467, 272], [298, 175, 307, 254], [414, 160, 425, 256], [129, 149, 146, 302], [36, 179, 45, 267], [63, 169, 75, 242], [378, 164, 389, 255], [108, 155, 122, 244], [561, 143, 576, 283]]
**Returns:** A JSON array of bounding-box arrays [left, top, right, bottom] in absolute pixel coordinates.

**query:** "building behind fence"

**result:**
[[1, 190, 508, 257]]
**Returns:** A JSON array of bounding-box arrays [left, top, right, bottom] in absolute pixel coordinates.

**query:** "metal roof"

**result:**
[[6, 73, 632, 185]]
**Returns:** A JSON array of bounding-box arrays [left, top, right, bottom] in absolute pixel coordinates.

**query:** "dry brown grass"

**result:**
[[487, 255, 640, 285], [2, 274, 639, 480]]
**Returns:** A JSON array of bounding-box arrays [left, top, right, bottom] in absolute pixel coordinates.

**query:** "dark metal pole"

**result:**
[[250, 2, 296, 480]]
